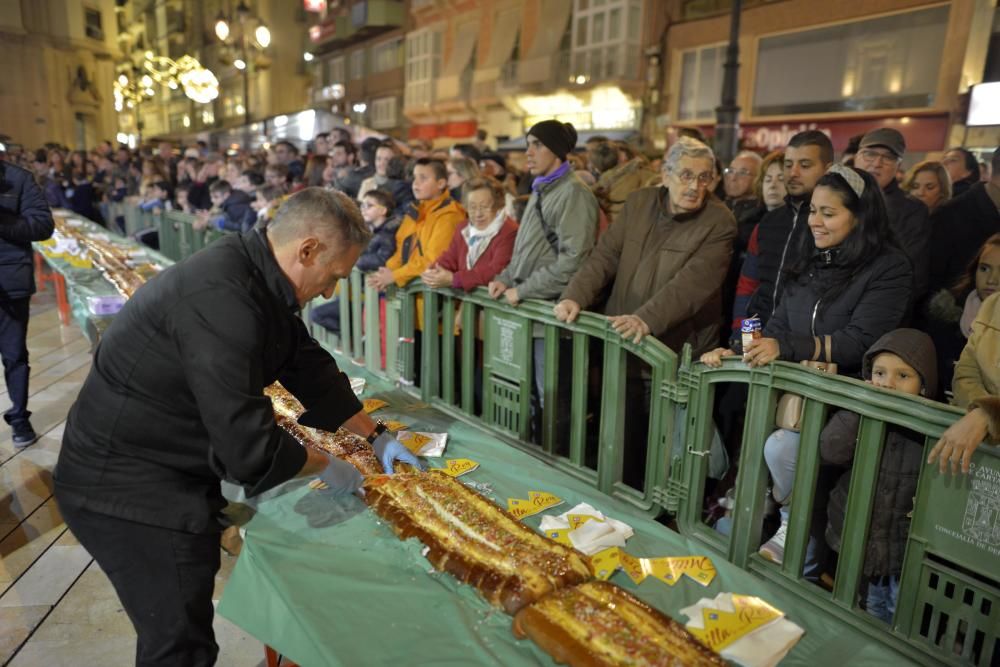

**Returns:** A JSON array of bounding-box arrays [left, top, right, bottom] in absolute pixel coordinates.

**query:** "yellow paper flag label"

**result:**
[[648, 557, 677, 584], [438, 458, 479, 477], [507, 491, 563, 519], [67, 255, 93, 269], [686, 595, 783, 652], [671, 556, 717, 587], [384, 420, 409, 432], [399, 432, 432, 454], [545, 528, 573, 546], [362, 399, 387, 414], [618, 550, 649, 585], [567, 514, 602, 531], [589, 547, 622, 580]]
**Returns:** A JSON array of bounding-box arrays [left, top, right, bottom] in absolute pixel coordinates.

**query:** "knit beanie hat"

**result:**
[[527, 120, 578, 161]]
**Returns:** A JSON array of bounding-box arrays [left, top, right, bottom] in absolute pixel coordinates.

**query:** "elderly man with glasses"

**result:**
[[555, 137, 736, 355], [855, 128, 931, 302]]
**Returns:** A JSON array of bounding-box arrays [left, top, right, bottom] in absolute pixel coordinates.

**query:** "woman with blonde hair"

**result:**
[[446, 156, 480, 202], [755, 150, 787, 212], [902, 160, 951, 213]]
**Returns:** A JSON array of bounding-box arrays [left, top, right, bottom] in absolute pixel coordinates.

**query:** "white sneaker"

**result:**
[[759, 518, 788, 564]]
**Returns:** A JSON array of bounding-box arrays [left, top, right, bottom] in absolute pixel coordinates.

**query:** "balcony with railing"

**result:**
[[308, 0, 405, 53]]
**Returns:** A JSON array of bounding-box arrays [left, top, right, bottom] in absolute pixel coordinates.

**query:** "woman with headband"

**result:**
[[702, 164, 913, 576]]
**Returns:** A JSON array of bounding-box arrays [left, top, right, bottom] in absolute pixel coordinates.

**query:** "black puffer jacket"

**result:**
[[745, 196, 812, 325], [822, 328, 938, 577], [928, 182, 1000, 293], [356, 214, 401, 273], [763, 247, 913, 375], [0, 162, 55, 300]]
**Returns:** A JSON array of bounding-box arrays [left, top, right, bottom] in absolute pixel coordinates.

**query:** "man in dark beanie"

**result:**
[[488, 119, 595, 305], [488, 119, 598, 440]]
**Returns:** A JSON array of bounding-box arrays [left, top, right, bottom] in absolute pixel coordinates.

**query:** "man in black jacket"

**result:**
[[855, 128, 931, 302], [929, 146, 1000, 292], [0, 161, 55, 447], [736, 130, 833, 332], [54, 188, 421, 666]]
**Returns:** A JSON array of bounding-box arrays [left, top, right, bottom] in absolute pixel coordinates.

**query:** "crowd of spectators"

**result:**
[[5, 122, 999, 624]]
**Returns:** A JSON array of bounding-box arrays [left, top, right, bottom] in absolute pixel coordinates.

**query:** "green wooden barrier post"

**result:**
[[364, 280, 381, 374], [158, 212, 183, 261]]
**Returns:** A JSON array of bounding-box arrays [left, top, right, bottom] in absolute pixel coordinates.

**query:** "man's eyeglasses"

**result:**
[[671, 170, 714, 187], [466, 205, 495, 215], [724, 168, 752, 178], [858, 149, 900, 166]]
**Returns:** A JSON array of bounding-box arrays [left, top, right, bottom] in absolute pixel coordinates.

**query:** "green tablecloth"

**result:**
[[33, 210, 173, 341], [216, 360, 912, 667]]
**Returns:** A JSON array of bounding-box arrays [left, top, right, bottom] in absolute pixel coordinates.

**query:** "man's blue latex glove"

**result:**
[[372, 431, 425, 474], [318, 454, 364, 494]]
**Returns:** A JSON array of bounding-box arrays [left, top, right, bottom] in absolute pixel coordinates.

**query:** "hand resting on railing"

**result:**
[[926, 407, 989, 475], [368, 266, 395, 291], [487, 279, 520, 305], [420, 263, 453, 289], [552, 299, 581, 323], [699, 337, 781, 368]]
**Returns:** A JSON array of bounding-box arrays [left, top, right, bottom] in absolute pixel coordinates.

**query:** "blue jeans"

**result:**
[[765, 429, 822, 580], [310, 299, 342, 335], [764, 428, 800, 504], [866, 575, 899, 624]]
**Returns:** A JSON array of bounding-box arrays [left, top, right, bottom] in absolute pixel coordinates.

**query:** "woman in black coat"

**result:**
[[745, 166, 914, 375]]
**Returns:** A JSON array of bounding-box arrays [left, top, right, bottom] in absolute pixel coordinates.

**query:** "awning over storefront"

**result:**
[[518, 0, 571, 85], [436, 15, 479, 101], [471, 8, 520, 84], [408, 120, 478, 142]]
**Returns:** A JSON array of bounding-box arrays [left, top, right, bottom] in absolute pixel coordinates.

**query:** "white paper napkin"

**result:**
[[396, 431, 447, 457], [538, 502, 634, 555], [680, 593, 804, 667]]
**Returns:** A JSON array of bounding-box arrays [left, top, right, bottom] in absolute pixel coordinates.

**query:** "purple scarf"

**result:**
[[531, 161, 571, 192]]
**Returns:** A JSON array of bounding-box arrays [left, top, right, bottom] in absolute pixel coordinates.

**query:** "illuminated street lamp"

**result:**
[[114, 68, 157, 145], [143, 53, 220, 105], [215, 0, 270, 146]]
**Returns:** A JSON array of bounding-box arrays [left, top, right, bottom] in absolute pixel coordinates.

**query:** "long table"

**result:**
[[216, 360, 910, 667], [32, 210, 173, 343]]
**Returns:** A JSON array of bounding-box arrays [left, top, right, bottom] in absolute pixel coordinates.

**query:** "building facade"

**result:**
[[302, 0, 670, 147], [306, 0, 408, 139], [656, 0, 1000, 156], [0, 0, 121, 150]]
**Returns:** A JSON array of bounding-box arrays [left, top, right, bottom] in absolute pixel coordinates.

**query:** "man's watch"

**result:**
[[365, 421, 388, 445]]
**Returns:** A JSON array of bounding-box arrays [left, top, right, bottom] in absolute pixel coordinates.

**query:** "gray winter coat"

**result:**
[[494, 169, 598, 300]]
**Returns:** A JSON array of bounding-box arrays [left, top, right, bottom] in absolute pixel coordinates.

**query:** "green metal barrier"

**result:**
[[684, 359, 1000, 666], [156, 210, 233, 261], [307, 270, 684, 517], [304, 267, 1000, 666]]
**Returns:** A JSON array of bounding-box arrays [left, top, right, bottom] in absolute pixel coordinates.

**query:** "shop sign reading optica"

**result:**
[[692, 115, 950, 153]]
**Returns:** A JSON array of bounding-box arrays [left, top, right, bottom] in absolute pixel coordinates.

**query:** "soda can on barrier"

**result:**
[[741, 316, 762, 352]]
